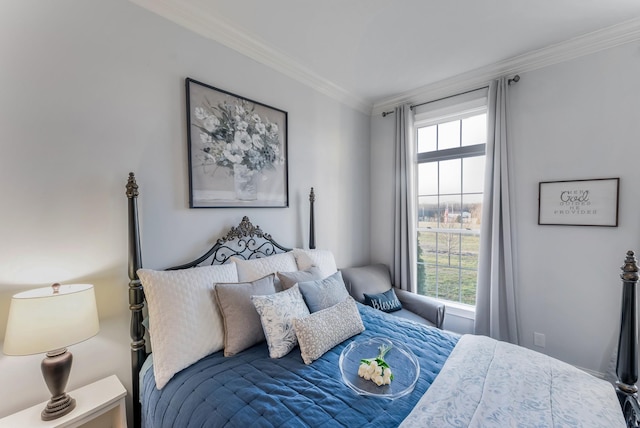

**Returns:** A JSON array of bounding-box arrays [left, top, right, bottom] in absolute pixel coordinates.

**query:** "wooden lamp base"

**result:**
[[41, 348, 76, 421]]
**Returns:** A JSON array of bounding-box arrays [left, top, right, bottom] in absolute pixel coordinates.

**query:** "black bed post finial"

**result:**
[[616, 250, 640, 428], [126, 172, 145, 428], [309, 187, 316, 249], [617, 250, 639, 397]]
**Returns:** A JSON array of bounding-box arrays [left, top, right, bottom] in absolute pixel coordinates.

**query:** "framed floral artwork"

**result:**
[[186, 78, 288, 208]]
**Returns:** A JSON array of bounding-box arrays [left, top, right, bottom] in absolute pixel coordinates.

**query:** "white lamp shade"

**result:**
[[3, 284, 100, 356]]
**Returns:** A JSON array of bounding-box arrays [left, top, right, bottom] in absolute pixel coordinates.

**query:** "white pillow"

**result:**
[[251, 284, 310, 358], [230, 252, 298, 282], [293, 249, 338, 279], [137, 264, 238, 389]]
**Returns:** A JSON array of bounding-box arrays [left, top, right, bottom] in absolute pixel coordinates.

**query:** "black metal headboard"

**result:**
[[125, 172, 315, 428], [166, 216, 292, 270]]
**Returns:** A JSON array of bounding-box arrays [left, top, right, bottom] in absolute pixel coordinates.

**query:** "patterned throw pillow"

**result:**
[[137, 264, 238, 389], [251, 284, 310, 358], [363, 288, 403, 313], [297, 271, 349, 313], [293, 297, 365, 364]]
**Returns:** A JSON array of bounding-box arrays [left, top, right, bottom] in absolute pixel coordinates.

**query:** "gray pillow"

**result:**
[[297, 271, 349, 313], [277, 266, 325, 290], [293, 297, 365, 364], [214, 274, 276, 357]]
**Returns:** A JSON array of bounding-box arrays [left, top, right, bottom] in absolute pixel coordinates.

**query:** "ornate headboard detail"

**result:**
[[167, 216, 292, 270]]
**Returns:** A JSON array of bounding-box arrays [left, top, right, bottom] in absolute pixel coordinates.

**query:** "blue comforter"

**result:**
[[141, 303, 459, 428]]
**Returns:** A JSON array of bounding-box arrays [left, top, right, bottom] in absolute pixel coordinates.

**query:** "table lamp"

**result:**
[[3, 283, 99, 421]]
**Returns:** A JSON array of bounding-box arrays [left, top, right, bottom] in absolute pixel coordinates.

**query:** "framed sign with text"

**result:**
[[538, 178, 619, 226]]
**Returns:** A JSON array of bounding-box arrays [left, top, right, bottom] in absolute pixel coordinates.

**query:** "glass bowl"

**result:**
[[339, 336, 420, 399]]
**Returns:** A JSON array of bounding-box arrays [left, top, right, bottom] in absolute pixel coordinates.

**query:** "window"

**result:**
[[415, 109, 486, 307]]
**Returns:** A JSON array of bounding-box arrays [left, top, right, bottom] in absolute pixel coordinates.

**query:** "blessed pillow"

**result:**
[[251, 284, 310, 358], [364, 288, 402, 313], [230, 252, 298, 284], [293, 297, 365, 364], [293, 248, 338, 279], [137, 263, 238, 389], [277, 266, 324, 290], [297, 271, 349, 313], [214, 274, 276, 356]]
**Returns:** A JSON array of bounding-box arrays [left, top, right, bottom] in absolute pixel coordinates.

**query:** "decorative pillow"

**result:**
[[230, 252, 298, 283], [297, 271, 349, 313], [277, 266, 324, 290], [251, 284, 310, 358], [214, 274, 276, 357], [293, 297, 365, 364], [340, 264, 393, 303], [364, 288, 403, 313], [137, 263, 238, 389], [293, 248, 338, 279]]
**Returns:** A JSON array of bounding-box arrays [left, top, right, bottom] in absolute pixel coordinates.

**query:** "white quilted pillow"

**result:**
[[230, 252, 298, 282], [137, 264, 238, 389], [293, 248, 338, 279]]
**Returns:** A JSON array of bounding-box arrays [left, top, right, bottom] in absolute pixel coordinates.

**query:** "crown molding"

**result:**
[[371, 17, 640, 116], [129, 0, 640, 117], [127, 0, 372, 114]]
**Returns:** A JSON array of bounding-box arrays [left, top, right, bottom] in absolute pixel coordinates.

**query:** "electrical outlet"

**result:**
[[534, 332, 546, 348]]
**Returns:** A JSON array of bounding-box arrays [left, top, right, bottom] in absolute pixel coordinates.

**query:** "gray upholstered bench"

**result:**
[[340, 263, 445, 329]]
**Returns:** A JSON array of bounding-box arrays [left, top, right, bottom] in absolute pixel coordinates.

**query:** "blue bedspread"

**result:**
[[141, 303, 459, 428]]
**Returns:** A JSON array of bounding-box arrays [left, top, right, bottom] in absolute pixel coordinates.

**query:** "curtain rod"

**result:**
[[382, 75, 520, 117]]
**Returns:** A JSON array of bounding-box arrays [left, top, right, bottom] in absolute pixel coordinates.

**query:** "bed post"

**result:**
[[616, 250, 640, 427], [309, 187, 316, 249], [126, 173, 146, 428]]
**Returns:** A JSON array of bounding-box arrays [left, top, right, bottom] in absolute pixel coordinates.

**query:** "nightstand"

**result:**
[[0, 375, 127, 428]]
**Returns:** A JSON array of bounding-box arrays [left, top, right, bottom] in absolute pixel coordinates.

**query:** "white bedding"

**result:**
[[400, 334, 625, 427]]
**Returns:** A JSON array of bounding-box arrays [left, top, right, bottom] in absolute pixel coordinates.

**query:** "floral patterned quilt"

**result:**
[[400, 334, 625, 427]]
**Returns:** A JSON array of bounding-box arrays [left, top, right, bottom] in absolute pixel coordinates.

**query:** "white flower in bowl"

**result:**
[[358, 343, 394, 386]]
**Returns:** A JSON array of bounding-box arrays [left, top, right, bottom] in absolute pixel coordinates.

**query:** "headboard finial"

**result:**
[[621, 250, 639, 283], [126, 172, 139, 199], [309, 187, 316, 249]]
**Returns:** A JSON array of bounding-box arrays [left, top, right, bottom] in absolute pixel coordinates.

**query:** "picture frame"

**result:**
[[186, 78, 288, 208], [538, 178, 619, 226]]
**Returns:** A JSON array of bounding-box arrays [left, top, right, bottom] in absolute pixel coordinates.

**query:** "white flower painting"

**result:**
[[186, 78, 288, 208]]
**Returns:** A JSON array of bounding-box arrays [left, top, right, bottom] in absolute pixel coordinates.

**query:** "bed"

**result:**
[[125, 172, 639, 427]]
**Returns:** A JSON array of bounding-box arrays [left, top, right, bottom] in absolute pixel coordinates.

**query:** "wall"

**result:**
[[371, 41, 640, 375], [0, 0, 370, 421]]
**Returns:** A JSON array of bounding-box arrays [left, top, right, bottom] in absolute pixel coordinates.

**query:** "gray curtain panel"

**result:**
[[474, 77, 519, 344], [393, 104, 417, 292]]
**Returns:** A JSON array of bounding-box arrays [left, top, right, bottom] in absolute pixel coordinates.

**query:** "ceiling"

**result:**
[[131, 0, 640, 112]]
